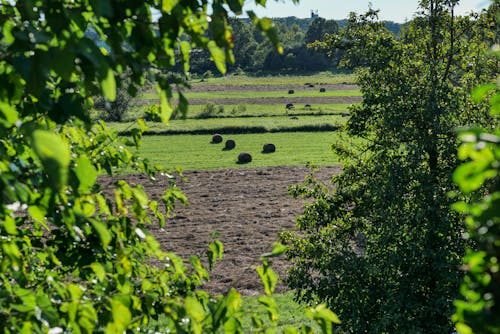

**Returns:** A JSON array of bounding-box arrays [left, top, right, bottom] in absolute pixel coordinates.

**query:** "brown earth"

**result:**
[[139, 96, 362, 106], [102, 165, 341, 296], [139, 83, 361, 106]]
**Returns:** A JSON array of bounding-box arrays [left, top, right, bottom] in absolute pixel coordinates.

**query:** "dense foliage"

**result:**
[[0, 0, 342, 332], [453, 48, 500, 333], [281, 1, 498, 333], [190, 16, 402, 74]]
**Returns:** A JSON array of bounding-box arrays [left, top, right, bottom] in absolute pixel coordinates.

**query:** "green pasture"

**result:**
[[123, 103, 353, 122], [240, 292, 321, 332], [132, 132, 343, 171], [110, 115, 347, 135], [141, 89, 361, 100], [190, 72, 356, 86], [183, 103, 353, 118]]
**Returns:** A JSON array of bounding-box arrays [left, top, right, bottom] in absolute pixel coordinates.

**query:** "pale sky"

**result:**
[[242, 0, 491, 23]]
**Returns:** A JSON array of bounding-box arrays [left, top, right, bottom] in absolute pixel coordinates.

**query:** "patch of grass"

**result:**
[[109, 115, 347, 135], [140, 89, 361, 100], [240, 292, 321, 332], [191, 72, 356, 86], [130, 132, 344, 171], [141, 292, 321, 332]]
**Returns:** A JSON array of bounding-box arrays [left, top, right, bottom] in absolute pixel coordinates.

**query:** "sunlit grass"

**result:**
[[129, 132, 344, 171]]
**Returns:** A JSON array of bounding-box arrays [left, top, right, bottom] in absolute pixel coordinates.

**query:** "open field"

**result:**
[[104, 165, 341, 296], [130, 132, 346, 171], [112, 73, 356, 302], [111, 115, 347, 135]]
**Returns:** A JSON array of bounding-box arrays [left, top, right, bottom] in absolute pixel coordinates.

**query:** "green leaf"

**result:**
[[159, 88, 173, 123], [207, 239, 224, 270], [260, 243, 288, 259], [162, 0, 179, 13], [227, 0, 244, 14], [3, 216, 18, 235], [109, 297, 132, 332], [185, 296, 205, 323], [101, 67, 116, 102], [258, 295, 279, 322], [207, 41, 227, 74], [472, 84, 495, 103], [256, 261, 278, 295], [90, 219, 111, 247], [73, 155, 97, 193], [0, 101, 18, 126], [90, 262, 106, 282], [32, 130, 70, 190], [456, 323, 473, 334], [180, 40, 191, 72]]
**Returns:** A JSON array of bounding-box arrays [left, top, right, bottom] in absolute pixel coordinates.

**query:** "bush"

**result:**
[[288, 89, 295, 94], [319, 87, 326, 92], [198, 103, 224, 119]]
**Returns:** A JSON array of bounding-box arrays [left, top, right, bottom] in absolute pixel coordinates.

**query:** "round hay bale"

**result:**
[[319, 88, 326, 93], [288, 89, 295, 94], [308, 84, 315, 88], [286, 103, 295, 110], [224, 139, 236, 150], [262, 143, 276, 153], [211, 134, 223, 143], [237, 152, 252, 164]]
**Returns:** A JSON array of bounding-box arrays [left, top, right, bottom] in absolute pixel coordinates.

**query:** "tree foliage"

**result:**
[[281, 1, 498, 333], [453, 42, 500, 333], [0, 0, 341, 332]]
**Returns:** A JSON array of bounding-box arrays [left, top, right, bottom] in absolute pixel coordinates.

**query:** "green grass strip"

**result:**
[[132, 132, 344, 171], [110, 115, 347, 135]]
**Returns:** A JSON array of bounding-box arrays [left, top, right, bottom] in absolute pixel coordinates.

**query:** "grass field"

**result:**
[[110, 115, 347, 135], [132, 132, 343, 171], [122, 103, 353, 122]]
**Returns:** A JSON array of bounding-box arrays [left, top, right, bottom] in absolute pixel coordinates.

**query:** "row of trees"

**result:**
[[281, 1, 499, 333], [190, 16, 403, 74]]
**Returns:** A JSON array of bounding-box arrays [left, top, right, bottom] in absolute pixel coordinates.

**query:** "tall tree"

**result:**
[[305, 17, 338, 44], [281, 2, 498, 333]]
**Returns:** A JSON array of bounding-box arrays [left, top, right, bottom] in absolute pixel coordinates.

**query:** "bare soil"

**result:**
[[103, 165, 340, 296], [139, 83, 361, 106]]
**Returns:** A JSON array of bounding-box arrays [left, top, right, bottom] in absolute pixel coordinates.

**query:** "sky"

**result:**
[[241, 0, 492, 23]]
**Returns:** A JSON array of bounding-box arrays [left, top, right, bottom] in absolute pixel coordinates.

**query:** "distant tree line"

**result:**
[[189, 16, 404, 75]]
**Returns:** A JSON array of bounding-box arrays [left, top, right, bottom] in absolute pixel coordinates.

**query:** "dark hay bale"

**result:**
[[262, 143, 276, 153], [308, 84, 315, 87], [286, 103, 294, 110], [237, 152, 252, 164], [288, 89, 295, 94], [224, 139, 236, 150], [319, 88, 326, 93], [211, 134, 223, 143]]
